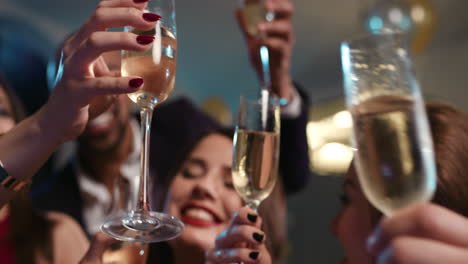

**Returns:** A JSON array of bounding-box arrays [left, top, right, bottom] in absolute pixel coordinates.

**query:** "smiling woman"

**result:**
[[147, 128, 287, 264], [330, 103, 468, 264]]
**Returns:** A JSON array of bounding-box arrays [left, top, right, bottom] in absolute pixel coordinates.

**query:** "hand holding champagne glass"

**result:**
[[341, 33, 437, 216], [101, 0, 184, 242], [237, 0, 275, 90], [232, 92, 280, 210]]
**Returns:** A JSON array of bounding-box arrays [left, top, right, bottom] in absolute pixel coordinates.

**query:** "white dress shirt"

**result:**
[[77, 118, 141, 235]]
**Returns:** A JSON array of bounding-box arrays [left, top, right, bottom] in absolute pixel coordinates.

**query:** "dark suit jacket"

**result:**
[[33, 94, 310, 234]]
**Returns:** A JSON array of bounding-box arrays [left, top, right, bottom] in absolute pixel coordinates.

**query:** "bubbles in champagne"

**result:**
[[351, 95, 436, 215], [122, 27, 177, 108], [232, 129, 279, 206]]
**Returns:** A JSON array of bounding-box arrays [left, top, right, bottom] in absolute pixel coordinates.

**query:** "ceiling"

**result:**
[[0, 0, 467, 111]]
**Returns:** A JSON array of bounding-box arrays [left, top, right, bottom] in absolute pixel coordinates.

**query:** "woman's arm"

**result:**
[[0, 0, 160, 207]]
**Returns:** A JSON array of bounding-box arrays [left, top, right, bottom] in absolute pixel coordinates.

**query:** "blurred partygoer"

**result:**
[[330, 103, 468, 264]]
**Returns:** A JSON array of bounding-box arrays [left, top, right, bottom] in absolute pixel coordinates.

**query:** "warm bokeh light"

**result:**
[[333, 111, 352, 129], [307, 108, 354, 176]]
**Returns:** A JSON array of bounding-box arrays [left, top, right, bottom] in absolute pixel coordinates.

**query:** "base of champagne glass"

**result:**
[[101, 211, 184, 243]]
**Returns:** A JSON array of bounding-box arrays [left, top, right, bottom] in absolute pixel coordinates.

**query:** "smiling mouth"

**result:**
[[181, 205, 222, 228], [86, 109, 115, 136]]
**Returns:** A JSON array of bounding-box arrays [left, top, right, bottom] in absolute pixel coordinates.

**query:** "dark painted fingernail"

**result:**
[[247, 213, 257, 223], [134, 0, 149, 2], [136, 35, 155, 45], [249, 251, 259, 260], [143, 13, 162, 22], [129, 78, 144, 88], [253, 232, 264, 243]]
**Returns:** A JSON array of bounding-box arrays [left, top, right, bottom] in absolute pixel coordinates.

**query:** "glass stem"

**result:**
[[136, 106, 154, 213], [246, 200, 260, 212]]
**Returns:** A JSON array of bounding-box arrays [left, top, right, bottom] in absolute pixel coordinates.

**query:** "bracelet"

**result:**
[[0, 162, 31, 192]]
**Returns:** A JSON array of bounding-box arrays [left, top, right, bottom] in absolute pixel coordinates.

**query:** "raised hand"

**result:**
[[368, 203, 468, 264], [47, 0, 161, 142], [235, 0, 295, 101], [205, 207, 272, 264]]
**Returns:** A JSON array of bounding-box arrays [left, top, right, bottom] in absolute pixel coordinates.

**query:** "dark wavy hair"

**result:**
[[148, 127, 288, 263]]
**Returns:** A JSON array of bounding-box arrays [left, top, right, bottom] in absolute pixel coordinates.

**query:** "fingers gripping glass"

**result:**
[[101, 0, 184, 243]]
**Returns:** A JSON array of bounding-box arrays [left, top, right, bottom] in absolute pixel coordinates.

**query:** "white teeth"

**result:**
[[89, 112, 113, 128], [184, 208, 215, 222]]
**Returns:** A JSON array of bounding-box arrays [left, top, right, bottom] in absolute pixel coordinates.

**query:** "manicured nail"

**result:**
[[129, 78, 144, 88], [377, 247, 394, 264], [249, 251, 259, 260], [253, 232, 264, 243], [136, 35, 155, 45], [134, 0, 149, 3], [247, 213, 257, 223], [367, 226, 383, 254], [143, 13, 162, 22]]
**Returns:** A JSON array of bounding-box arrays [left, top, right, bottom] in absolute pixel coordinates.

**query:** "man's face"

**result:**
[[79, 95, 131, 154]]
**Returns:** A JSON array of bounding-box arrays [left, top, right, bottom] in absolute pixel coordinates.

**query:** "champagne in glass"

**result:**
[[122, 26, 177, 106], [233, 129, 279, 207], [232, 92, 280, 210], [341, 32, 437, 216], [351, 95, 435, 215], [101, 0, 184, 243]]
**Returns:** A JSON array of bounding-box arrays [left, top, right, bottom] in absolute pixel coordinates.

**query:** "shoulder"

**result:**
[[46, 212, 89, 264]]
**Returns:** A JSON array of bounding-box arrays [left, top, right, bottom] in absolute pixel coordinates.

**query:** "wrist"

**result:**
[[273, 74, 295, 102], [35, 103, 70, 146]]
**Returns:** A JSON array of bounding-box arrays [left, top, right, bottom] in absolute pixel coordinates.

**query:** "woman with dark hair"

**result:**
[[0, 77, 89, 263], [330, 102, 468, 264], [148, 128, 287, 264]]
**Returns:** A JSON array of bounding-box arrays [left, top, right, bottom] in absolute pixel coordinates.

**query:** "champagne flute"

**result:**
[[101, 0, 184, 242], [232, 92, 280, 210], [341, 32, 437, 216], [238, 0, 275, 90]]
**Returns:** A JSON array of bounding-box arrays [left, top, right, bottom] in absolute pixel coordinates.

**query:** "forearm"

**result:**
[[271, 66, 294, 101], [0, 106, 62, 206]]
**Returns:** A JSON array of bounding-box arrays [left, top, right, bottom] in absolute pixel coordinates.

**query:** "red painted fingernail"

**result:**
[[129, 78, 144, 88], [143, 13, 162, 22], [134, 0, 149, 3], [136, 35, 155, 45]]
